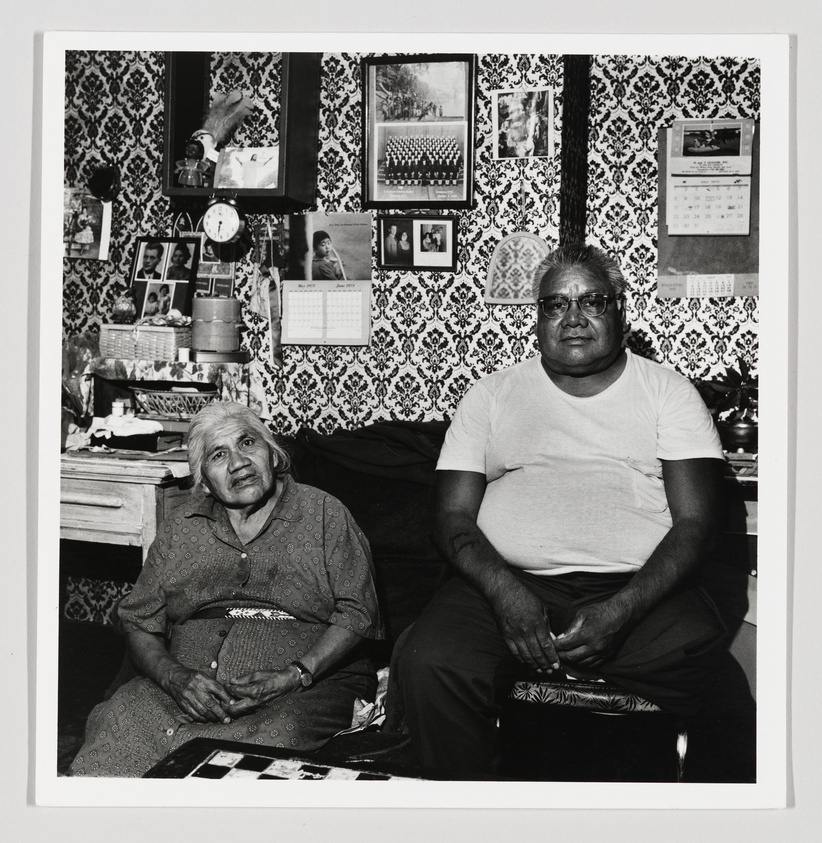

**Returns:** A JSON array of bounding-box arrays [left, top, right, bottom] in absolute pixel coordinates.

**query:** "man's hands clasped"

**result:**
[[553, 599, 632, 669], [489, 578, 560, 673], [490, 579, 633, 674]]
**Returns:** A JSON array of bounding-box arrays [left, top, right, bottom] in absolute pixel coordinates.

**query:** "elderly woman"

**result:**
[[70, 403, 383, 777]]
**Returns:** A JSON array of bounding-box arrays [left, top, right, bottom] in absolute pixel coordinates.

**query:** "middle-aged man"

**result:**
[[393, 243, 755, 782], [136, 241, 164, 279]]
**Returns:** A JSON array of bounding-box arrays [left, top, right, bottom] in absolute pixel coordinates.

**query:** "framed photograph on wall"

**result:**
[[180, 231, 237, 297], [492, 88, 554, 159], [378, 214, 458, 271], [362, 54, 476, 209], [128, 235, 200, 318]]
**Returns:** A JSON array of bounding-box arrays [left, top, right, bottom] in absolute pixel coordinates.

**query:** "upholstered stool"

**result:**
[[500, 676, 688, 782]]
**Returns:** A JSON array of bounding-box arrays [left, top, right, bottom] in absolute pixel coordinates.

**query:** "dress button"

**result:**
[[210, 660, 218, 669], [241, 552, 248, 559], [166, 728, 174, 736], [218, 629, 227, 637]]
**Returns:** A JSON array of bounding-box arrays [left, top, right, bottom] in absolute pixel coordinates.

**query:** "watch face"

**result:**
[[203, 202, 241, 243], [293, 661, 313, 687]]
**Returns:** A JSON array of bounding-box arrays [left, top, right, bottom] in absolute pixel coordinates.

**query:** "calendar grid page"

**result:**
[[281, 279, 371, 345], [667, 177, 752, 236]]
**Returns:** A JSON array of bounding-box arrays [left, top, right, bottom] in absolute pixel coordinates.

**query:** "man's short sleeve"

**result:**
[[657, 376, 725, 461], [436, 380, 492, 474]]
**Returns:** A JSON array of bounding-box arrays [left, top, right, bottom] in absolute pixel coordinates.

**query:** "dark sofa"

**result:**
[[288, 419, 451, 664]]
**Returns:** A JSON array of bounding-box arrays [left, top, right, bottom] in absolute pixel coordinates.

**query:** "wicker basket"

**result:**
[[100, 324, 192, 359], [130, 387, 217, 419]]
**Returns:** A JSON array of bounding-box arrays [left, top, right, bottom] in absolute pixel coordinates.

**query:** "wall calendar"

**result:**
[[667, 176, 751, 236], [281, 279, 371, 346]]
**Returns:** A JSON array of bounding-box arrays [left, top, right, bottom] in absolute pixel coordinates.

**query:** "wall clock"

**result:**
[[202, 197, 246, 244]]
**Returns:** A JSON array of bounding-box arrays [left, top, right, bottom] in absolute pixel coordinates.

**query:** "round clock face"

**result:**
[[202, 201, 243, 243]]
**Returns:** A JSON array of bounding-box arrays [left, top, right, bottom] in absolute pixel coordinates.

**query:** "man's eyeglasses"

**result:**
[[537, 293, 622, 319]]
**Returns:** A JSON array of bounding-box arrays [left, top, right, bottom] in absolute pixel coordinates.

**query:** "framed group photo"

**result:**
[[362, 54, 476, 209], [378, 214, 458, 271], [128, 235, 200, 318]]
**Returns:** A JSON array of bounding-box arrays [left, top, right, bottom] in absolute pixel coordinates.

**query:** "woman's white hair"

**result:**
[[186, 402, 290, 490]]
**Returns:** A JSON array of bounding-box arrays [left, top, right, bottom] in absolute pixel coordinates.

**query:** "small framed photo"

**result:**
[[63, 188, 112, 261], [362, 54, 476, 209], [180, 231, 237, 297], [129, 236, 200, 318], [378, 214, 458, 272], [492, 88, 554, 159]]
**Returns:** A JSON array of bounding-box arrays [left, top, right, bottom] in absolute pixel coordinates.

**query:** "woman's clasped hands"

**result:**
[[167, 665, 299, 724]]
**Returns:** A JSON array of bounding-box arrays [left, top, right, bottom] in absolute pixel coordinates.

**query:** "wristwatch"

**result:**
[[291, 660, 314, 689]]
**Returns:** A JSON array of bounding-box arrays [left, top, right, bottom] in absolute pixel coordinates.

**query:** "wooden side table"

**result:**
[[60, 453, 192, 560]]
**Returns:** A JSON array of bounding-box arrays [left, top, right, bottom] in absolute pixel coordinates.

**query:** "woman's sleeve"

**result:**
[[117, 538, 169, 636], [322, 496, 385, 640]]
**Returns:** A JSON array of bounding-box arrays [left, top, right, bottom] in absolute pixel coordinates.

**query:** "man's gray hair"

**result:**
[[186, 402, 290, 489], [531, 243, 628, 301]]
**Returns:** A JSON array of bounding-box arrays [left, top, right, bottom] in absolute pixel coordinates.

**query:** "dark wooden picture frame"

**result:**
[[128, 235, 200, 319], [162, 52, 322, 212], [362, 54, 476, 209], [377, 214, 458, 271]]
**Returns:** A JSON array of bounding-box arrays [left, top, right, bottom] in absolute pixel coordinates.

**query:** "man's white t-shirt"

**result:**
[[437, 350, 724, 576]]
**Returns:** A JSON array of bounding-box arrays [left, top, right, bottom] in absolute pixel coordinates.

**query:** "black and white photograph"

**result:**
[[682, 126, 741, 157], [128, 235, 199, 317], [669, 118, 755, 177], [31, 29, 798, 824], [183, 232, 236, 297], [492, 88, 554, 159], [378, 215, 457, 270], [213, 146, 280, 190], [282, 211, 372, 282], [362, 54, 476, 207], [414, 216, 457, 270], [63, 188, 111, 260], [377, 216, 414, 267]]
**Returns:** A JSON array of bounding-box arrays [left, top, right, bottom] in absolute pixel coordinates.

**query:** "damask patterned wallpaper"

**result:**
[[63, 51, 759, 436], [586, 55, 760, 376]]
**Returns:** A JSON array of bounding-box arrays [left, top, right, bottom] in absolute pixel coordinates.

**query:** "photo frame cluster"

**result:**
[[128, 235, 200, 319], [377, 214, 458, 271]]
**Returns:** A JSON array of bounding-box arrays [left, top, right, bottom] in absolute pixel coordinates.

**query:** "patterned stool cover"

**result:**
[[507, 676, 687, 781], [509, 677, 663, 714]]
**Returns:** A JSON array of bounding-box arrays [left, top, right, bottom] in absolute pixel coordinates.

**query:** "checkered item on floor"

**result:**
[[187, 749, 412, 780]]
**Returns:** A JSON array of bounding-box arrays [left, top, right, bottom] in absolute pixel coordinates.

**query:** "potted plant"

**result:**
[[694, 357, 758, 452]]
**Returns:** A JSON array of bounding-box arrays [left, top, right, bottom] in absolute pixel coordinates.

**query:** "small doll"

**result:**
[[175, 138, 212, 187]]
